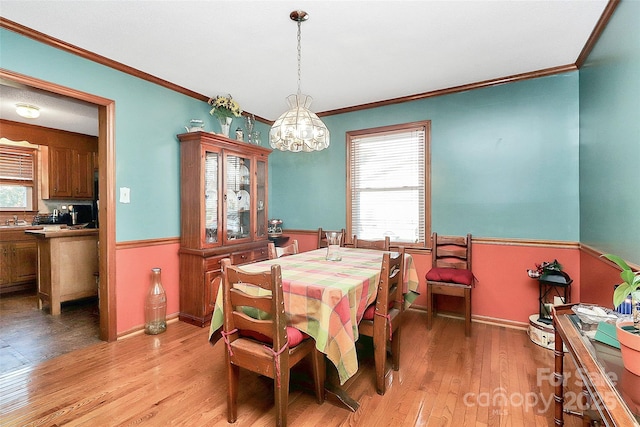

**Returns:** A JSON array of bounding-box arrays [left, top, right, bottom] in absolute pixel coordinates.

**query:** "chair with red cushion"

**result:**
[[425, 233, 474, 336], [358, 247, 405, 395], [220, 258, 325, 426]]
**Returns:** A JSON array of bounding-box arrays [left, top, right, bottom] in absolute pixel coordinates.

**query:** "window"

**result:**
[[347, 121, 430, 246], [0, 145, 37, 211]]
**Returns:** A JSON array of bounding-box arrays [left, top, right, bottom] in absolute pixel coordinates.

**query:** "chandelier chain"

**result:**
[[297, 20, 302, 95]]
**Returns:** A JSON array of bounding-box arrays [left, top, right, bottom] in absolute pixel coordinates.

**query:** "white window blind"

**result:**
[[0, 146, 35, 181], [0, 145, 36, 210], [349, 124, 427, 244]]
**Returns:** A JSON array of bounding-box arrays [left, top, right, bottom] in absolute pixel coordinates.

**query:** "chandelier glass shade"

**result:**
[[269, 94, 330, 152], [269, 10, 330, 152]]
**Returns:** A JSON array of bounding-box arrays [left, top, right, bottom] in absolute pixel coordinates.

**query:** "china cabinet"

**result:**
[[178, 132, 271, 326]]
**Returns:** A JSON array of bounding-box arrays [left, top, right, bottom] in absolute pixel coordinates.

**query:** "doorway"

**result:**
[[0, 69, 116, 342]]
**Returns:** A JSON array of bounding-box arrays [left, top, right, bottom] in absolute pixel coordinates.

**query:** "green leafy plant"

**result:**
[[602, 254, 640, 308]]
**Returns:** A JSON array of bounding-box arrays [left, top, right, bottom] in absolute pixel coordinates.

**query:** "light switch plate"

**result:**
[[119, 187, 130, 203]]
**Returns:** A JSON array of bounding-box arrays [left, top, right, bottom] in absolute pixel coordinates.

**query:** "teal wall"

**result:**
[[0, 28, 243, 242], [11, 11, 638, 253], [578, 0, 640, 265], [270, 73, 580, 241]]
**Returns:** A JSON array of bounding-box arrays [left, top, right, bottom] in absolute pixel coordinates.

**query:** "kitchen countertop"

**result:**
[[0, 224, 44, 231], [25, 227, 99, 238]]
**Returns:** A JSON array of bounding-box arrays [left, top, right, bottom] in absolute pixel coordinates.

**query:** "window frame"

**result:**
[[346, 120, 431, 249], [0, 144, 38, 213]]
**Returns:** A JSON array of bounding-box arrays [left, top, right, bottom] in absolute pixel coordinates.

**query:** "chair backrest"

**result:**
[[431, 232, 472, 270], [377, 248, 405, 315], [317, 228, 346, 248], [353, 235, 390, 251], [221, 258, 286, 350], [268, 239, 299, 259]]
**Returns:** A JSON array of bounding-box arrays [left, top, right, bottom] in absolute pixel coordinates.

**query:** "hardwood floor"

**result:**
[[0, 310, 583, 426], [0, 291, 100, 374]]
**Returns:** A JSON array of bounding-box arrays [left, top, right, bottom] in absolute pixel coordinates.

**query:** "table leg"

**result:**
[[324, 383, 360, 412], [324, 363, 360, 412], [554, 322, 565, 426], [292, 354, 360, 412]]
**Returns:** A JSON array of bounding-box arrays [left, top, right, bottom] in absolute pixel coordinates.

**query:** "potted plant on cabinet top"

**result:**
[[603, 253, 640, 376]]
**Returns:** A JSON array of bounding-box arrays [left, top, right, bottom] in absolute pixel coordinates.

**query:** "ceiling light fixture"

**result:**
[[15, 103, 40, 119], [269, 10, 330, 152]]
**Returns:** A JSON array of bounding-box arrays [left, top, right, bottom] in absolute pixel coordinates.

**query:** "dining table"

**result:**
[[208, 247, 420, 388]]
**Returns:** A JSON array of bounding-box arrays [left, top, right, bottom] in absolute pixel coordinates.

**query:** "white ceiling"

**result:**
[[0, 80, 99, 136], [0, 0, 609, 135]]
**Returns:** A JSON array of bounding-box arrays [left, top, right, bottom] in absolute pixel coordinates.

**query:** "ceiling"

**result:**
[[0, 0, 609, 136], [0, 79, 99, 136]]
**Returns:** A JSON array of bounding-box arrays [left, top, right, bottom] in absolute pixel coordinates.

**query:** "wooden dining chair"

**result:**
[[316, 228, 346, 249], [268, 239, 299, 259], [358, 248, 405, 395], [220, 258, 325, 426], [353, 235, 390, 251], [425, 233, 474, 336]]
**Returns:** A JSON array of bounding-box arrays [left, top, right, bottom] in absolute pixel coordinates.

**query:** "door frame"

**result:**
[[1, 69, 117, 341]]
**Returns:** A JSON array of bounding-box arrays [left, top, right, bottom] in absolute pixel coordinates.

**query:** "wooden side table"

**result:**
[[553, 304, 639, 426]]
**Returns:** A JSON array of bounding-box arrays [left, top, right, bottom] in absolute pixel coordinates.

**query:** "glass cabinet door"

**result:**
[[203, 150, 220, 246], [224, 153, 251, 243], [256, 158, 267, 239]]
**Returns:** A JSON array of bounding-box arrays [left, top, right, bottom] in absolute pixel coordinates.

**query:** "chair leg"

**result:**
[[274, 353, 290, 427], [226, 362, 239, 423], [391, 327, 401, 371], [426, 283, 433, 330], [464, 287, 472, 337], [373, 320, 388, 395], [311, 348, 326, 404]]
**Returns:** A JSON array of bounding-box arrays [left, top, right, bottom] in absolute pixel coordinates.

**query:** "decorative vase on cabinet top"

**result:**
[[218, 116, 232, 138]]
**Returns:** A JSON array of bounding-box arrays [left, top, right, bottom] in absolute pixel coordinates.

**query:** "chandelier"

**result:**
[[269, 10, 330, 152]]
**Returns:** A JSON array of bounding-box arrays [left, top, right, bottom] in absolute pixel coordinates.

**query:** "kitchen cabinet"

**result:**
[[48, 146, 95, 199], [0, 230, 37, 294], [26, 228, 99, 316], [0, 120, 97, 201], [178, 131, 271, 326]]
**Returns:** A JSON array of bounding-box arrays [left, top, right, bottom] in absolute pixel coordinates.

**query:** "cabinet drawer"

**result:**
[[230, 249, 252, 265], [253, 246, 268, 262], [205, 255, 226, 272], [231, 247, 268, 265]]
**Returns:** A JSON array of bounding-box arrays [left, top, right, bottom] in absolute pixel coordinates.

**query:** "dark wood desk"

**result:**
[[553, 304, 640, 426]]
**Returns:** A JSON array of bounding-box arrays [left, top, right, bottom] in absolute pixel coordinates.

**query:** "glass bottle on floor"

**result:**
[[145, 268, 167, 334]]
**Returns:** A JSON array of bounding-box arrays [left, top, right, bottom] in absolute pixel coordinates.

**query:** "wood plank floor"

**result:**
[[0, 292, 100, 374], [0, 310, 583, 426]]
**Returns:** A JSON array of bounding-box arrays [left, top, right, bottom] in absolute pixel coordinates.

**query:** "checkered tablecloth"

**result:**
[[209, 247, 419, 384]]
